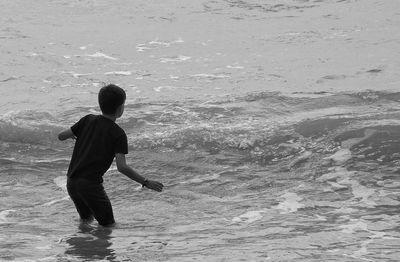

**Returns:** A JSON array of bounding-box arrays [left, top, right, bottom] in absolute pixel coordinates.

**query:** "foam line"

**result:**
[[81, 52, 117, 60], [42, 196, 70, 206], [191, 73, 230, 79], [160, 55, 191, 63], [104, 71, 132, 76]]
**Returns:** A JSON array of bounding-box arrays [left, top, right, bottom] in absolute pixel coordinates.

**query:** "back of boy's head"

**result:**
[[98, 84, 126, 114]]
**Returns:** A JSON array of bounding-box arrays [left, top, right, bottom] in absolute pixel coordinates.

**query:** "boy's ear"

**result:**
[[116, 103, 125, 117]]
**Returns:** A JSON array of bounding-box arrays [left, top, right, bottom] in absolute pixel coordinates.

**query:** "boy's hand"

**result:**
[[143, 180, 164, 192], [58, 128, 76, 141]]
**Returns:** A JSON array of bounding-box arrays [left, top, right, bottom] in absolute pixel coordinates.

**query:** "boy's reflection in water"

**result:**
[[65, 222, 117, 261]]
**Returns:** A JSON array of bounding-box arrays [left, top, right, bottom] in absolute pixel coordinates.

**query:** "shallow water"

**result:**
[[1, 0, 400, 261]]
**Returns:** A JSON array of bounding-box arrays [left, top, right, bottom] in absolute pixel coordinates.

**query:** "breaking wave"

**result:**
[[1, 90, 400, 169]]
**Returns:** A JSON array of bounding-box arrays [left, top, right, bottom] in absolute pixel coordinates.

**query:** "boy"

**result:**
[[58, 84, 163, 227]]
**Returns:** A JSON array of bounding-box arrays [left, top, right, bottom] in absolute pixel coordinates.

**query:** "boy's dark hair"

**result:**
[[98, 84, 126, 114]]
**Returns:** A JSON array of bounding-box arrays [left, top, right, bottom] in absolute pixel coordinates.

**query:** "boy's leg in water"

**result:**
[[67, 178, 93, 221], [78, 181, 115, 227]]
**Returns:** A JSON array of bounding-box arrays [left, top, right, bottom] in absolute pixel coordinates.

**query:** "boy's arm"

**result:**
[[115, 153, 163, 192], [58, 128, 76, 141]]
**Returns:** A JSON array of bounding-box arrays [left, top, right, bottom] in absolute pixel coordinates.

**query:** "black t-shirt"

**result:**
[[67, 114, 128, 183]]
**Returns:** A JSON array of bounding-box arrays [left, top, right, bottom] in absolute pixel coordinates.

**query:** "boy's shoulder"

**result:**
[[75, 114, 123, 130], [78, 113, 95, 122], [94, 115, 126, 134], [75, 114, 126, 138]]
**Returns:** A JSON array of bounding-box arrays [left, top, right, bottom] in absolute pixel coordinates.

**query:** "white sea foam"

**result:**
[[191, 73, 230, 80], [17, 257, 63, 262], [160, 55, 191, 63], [136, 45, 151, 52], [148, 40, 171, 47], [275, 192, 304, 213], [226, 65, 244, 69], [53, 176, 67, 194], [324, 148, 352, 164], [169, 75, 180, 80], [231, 210, 267, 224], [27, 52, 39, 57], [0, 209, 16, 224], [41, 177, 69, 206], [136, 38, 183, 52], [153, 86, 177, 92], [42, 196, 69, 206], [341, 178, 377, 207], [324, 129, 377, 166], [104, 71, 132, 76], [153, 85, 200, 92], [80, 52, 118, 60], [318, 167, 377, 206]]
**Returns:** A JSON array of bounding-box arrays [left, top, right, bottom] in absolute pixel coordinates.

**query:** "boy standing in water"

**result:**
[[58, 84, 163, 227]]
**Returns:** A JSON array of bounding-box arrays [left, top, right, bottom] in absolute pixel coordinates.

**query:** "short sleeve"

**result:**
[[71, 115, 90, 137], [114, 134, 128, 154]]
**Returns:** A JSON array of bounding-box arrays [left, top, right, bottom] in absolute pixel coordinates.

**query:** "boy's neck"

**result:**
[[102, 113, 117, 122]]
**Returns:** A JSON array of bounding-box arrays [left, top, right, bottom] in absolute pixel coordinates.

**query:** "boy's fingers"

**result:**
[[154, 182, 163, 191], [148, 181, 163, 192]]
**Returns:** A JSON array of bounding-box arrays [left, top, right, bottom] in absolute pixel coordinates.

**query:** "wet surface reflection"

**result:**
[[65, 223, 117, 261]]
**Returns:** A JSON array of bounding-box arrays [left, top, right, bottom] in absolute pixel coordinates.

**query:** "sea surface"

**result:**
[[1, 0, 400, 261]]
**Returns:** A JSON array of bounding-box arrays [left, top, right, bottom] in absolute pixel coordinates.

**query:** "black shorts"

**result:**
[[67, 177, 115, 226]]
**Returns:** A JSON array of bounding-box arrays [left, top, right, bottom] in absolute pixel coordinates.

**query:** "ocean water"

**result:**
[[1, 0, 400, 261]]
